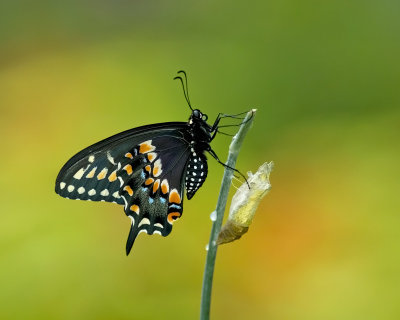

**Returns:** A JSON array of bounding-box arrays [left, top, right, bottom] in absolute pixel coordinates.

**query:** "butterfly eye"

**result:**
[[202, 114, 208, 121]]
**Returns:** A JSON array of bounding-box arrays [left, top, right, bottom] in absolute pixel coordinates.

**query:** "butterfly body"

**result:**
[[55, 109, 215, 254]]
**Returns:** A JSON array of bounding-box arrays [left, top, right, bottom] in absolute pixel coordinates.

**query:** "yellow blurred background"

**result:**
[[1, 1, 399, 319]]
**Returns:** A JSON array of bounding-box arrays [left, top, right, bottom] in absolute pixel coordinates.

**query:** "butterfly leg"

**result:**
[[210, 110, 254, 139], [210, 112, 241, 139], [207, 147, 250, 188], [211, 112, 245, 131]]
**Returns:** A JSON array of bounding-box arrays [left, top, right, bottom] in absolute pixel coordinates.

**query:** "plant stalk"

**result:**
[[200, 109, 256, 320]]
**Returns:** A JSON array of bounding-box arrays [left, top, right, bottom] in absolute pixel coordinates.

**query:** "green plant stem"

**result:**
[[200, 109, 256, 320]]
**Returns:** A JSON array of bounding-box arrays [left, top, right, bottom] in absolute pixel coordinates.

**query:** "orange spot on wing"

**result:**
[[86, 168, 96, 178], [169, 189, 181, 204], [153, 167, 159, 176], [124, 164, 133, 175], [108, 170, 117, 182], [97, 168, 108, 180], [152, 159, 162, 177], [145, 178, 154, 185], [167, 212, 181, 224], [125, 152, 133, 159], [130, 205, 139, 214], [153, 179, 160, 193], [145, 165, 151, 172], [139, 141, 155, 154], [161, 180, 169, 194], [123, 186, 134, 196], [147, 152, 157, 162]]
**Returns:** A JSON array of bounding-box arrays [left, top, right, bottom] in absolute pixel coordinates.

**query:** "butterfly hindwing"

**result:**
[[117, 135, 190, 254]]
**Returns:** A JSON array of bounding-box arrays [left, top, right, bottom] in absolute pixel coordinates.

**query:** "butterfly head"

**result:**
[[188, 109, 213, 143], [191, 109, 208, 122], [189, 109, 210, 129]]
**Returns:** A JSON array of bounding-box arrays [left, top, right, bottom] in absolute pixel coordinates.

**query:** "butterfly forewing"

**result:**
[[55, 122, 187, 203], [55, 150, 124, 204]]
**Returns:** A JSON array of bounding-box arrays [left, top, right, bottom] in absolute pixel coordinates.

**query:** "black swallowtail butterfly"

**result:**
[[55, 71, 244, 255]]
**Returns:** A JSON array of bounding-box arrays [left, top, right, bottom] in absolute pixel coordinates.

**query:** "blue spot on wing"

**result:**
[[169, 203, 181, 209]]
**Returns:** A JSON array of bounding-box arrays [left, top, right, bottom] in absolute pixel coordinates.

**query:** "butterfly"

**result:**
[[55, 71, 245, 255]]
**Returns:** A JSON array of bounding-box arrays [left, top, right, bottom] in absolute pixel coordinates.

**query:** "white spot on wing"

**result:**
[[73, 167, 88, 180], [100, 189, 109, 196], [138, 218, 150, 227], [121, 195, 128, 210], [67, 185, 75, 192], [112, 191, 120, 198], [88, 155, 95, 163], [118, 177, 124, 187], [60, 182, 66, 189], [88, 189, 96, 196], [153, 230, 162, 235], [138, 229, 148, 235], [154, 223, 163, 229], [78, 187, 85, 194], [106, 151, 116, 165]]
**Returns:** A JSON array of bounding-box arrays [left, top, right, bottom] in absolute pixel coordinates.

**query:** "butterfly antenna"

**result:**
[[177, 70, 192, 106], [174, 70, 193, 111]]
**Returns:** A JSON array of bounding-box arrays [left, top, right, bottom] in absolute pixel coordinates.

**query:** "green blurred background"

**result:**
[[1, 1, 399, 319]]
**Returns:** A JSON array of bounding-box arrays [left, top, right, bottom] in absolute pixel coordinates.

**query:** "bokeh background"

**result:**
[[1, 1, 399, 319]]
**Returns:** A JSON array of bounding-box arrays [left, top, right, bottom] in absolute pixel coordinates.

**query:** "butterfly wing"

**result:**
[[55, 122, 192, 254], [119, 135, 191, 254], [55, 122, 187, 201]]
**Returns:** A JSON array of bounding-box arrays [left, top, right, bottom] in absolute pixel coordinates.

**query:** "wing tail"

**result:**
[[126, 218, 139, 255]]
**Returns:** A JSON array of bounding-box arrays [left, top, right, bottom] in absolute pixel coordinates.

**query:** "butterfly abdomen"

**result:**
[[185, 151, 208, 200]]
